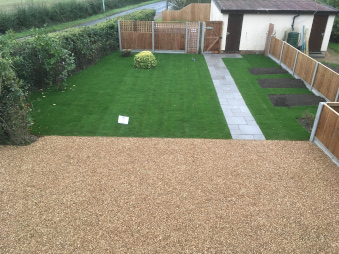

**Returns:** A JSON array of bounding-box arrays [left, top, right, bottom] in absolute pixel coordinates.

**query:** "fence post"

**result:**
[[310, 62, 319, 91], [185, 22, 188, 54], [335, 88, 339, 102], [310, 102, 325, 142], [152, 21, 155, 53], [279, 41, 285, 64], [200, 22, 206, 53], [197, 22, 201, 54], [118, 20, 122, 51], [267, 35, 273, 56], [292, 50, 299, 76]]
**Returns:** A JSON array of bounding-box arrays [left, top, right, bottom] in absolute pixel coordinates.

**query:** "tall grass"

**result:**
[[0, 0, 151, 33]]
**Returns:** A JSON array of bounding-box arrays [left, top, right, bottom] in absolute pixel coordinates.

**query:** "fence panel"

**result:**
[[281, 43, 297, 70], [313, 64, 339, 102], [294, 52, 317, 85], [154, 22, 186, 50], [162, 3, 210, 22], [315, 104, 339, 158], [269, 37, 283, 59], [120, 21, 152, 49]]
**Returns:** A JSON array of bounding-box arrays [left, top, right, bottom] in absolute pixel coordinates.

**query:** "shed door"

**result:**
[[309, 15, 328, 52], [225, 14, 243, 52]]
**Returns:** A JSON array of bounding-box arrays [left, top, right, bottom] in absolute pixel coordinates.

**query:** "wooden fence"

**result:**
[[162, 3, 211, 22], [310, 102, 339, 167], [118, 20, 201, 53], [268, 36, 339, 102]]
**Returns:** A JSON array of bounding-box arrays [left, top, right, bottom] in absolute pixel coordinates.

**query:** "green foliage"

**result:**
[[0, 53, 33, 145], [0, 0, 152, 34], [169, 0, 211, 10], [134, 51, 157, 69], [121, 49, 133, 57]]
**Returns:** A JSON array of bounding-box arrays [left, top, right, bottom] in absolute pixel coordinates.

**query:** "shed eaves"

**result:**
[[213, 0, 339, 14]]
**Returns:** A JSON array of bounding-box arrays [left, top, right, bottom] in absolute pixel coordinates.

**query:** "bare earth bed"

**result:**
[[1, 136, 339, 253]]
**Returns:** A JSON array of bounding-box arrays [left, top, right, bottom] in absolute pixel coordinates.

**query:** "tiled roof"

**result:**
[[213, 0, 339, 14]]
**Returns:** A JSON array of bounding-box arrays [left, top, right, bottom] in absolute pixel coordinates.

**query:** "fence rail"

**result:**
[[310, 102, 339, 167], [268, 36, 339, 102], [162, 3, 211, 22]]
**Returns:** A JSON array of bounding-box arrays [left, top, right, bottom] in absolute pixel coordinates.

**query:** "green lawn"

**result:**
[[223, 54, 317, 140], [29, 53, 231, 139]]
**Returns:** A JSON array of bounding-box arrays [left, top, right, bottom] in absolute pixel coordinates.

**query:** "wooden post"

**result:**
[[310, 62, 319, 91], [265, 23, 274, 56], [152, 21, 155, 53], [118, 20, 122, 51]]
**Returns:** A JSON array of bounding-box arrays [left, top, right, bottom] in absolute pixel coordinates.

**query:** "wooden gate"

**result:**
[[204, 21, 223, 53]]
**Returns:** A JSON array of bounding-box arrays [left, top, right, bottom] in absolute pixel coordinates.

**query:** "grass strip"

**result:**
[[13, 0, 161, 39], [223, 54, 317, 140], [29, 53, 231, 139]]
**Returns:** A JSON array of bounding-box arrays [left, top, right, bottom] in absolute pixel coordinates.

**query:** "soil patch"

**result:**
[[258, 78, 306, 89], [268, 94, 325, 107], [249, 67, 288, 75]]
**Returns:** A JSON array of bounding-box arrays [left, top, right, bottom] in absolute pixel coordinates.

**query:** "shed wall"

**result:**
[[321, 15, 335, 51], [239, 14, 314, 51]]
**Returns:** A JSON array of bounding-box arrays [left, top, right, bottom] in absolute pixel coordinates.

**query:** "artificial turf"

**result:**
[[30, 53, 231, 139], [223, 54, 318, 140]]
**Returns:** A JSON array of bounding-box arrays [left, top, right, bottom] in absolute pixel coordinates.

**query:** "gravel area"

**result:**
[[1, 136, 338, 253]]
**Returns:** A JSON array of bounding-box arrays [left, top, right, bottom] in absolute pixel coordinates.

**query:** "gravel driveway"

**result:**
[[1, 136, 338, 253]]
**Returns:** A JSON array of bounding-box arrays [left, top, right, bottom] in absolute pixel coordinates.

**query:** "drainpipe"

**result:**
[[292, 14, 300, 31]]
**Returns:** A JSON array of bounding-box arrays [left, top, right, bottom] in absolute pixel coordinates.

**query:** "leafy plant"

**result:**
[[169, 0, 211, 10], [134, 51, 157, 69], [0, 53, 33, 145]]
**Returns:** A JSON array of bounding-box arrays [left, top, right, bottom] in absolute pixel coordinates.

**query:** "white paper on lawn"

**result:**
[[118, 115, 129, 124]]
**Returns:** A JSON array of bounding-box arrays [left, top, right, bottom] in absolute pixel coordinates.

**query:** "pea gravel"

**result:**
[[1, 136, 338, 253]]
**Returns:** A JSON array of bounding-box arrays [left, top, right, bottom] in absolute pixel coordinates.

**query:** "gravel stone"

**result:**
[[1, 136, 338, 253]]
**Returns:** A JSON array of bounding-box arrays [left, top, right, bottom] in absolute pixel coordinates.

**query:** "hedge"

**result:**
[[0, 9, 155, 145], [0, 0, 153, 34]]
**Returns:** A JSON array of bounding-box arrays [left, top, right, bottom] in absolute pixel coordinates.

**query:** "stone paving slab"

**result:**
[[204, 54, 266, 140]]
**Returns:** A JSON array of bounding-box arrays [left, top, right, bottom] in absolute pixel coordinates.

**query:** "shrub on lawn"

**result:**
[[134, 51, 157, 69], [0, 54, 33, 145], [121, 49, 133, 57]]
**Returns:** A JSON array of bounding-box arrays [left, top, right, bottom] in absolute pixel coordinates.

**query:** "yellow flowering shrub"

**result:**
[[134, 51, 157, 69]]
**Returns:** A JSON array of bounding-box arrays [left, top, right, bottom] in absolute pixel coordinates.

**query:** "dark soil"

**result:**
[[249, 67, 288, 75], [268, 94, 325, 107], [258, 78, 306, 89]]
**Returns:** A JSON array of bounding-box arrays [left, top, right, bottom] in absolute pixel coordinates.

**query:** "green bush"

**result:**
[[0, 54, 33, 145], [3, 9, 155, 90], [134, 51, 157, 69], [0, 0, 152, 34]]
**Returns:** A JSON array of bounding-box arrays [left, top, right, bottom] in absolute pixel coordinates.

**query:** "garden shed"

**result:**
[[210, 0, 339, 53]]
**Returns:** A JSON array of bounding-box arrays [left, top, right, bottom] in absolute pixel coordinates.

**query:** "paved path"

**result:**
[[78, 1, 166, 27], [204, 54, 266, 140]]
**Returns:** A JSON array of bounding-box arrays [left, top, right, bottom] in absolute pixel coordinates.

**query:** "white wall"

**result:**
[[321, 15, 335, 51], [239, 14, 314, 51], [210, 1, 228, 50]]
